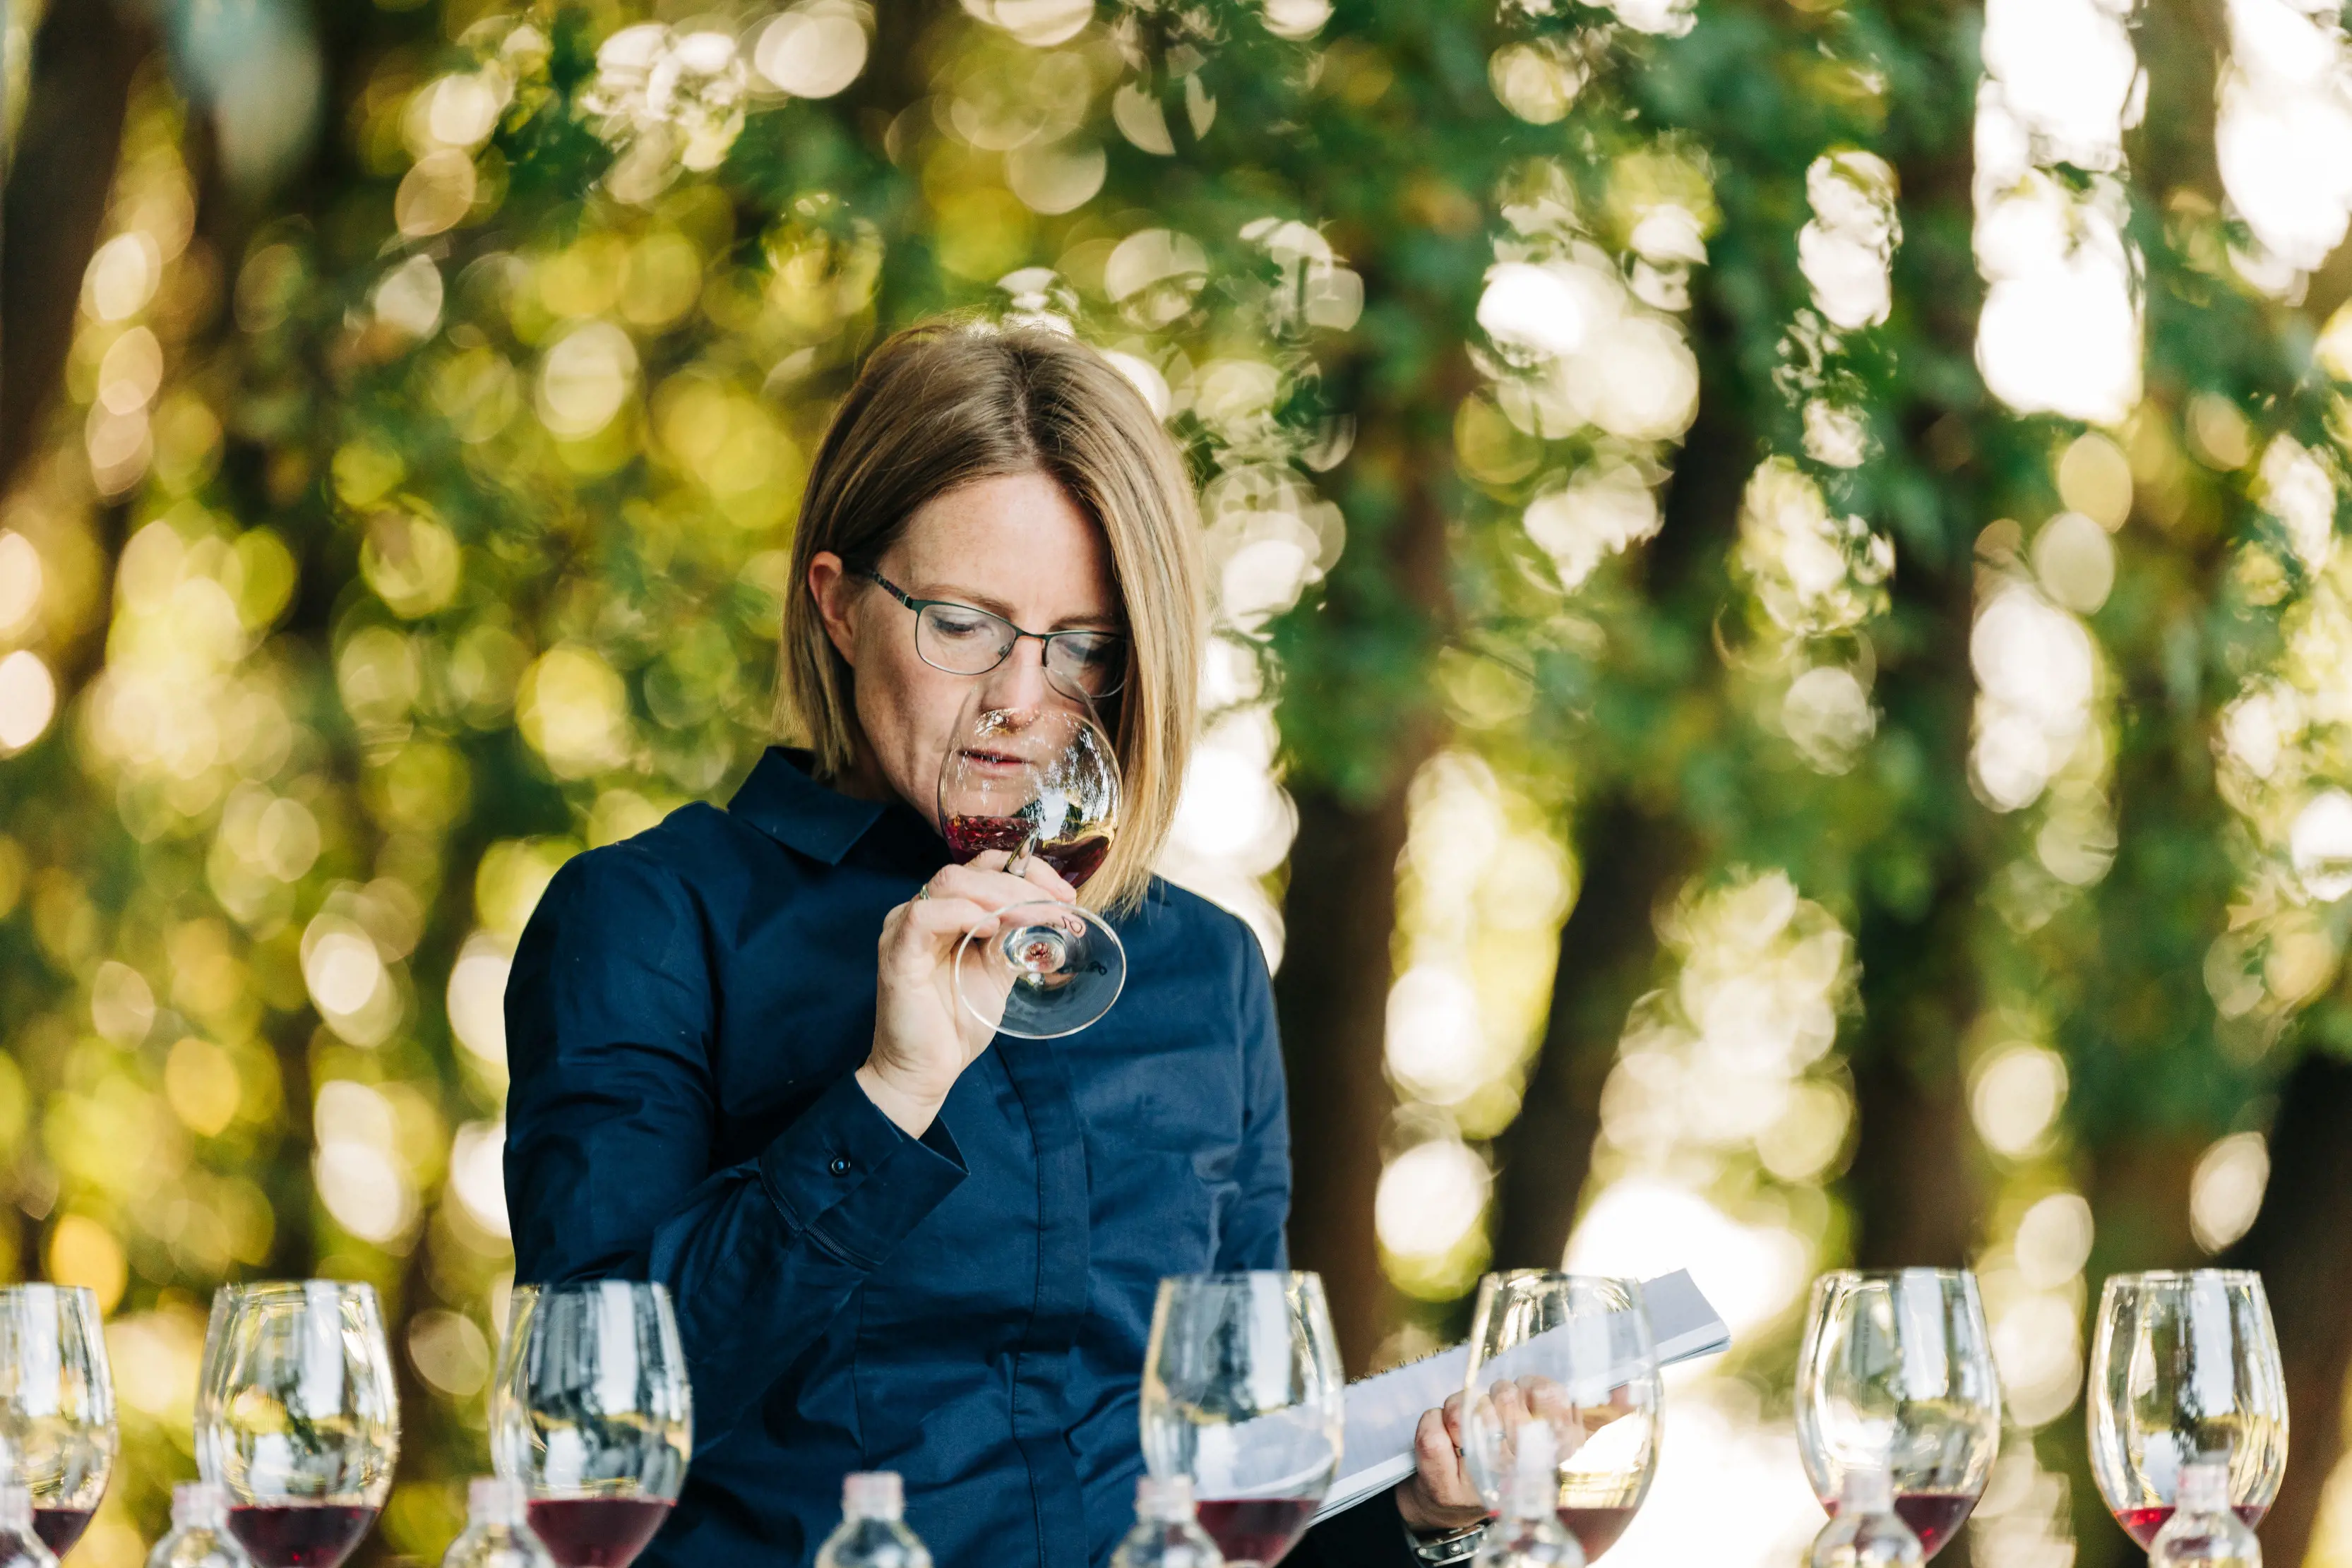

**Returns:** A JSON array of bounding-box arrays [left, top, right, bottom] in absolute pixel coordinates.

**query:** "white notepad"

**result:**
[[1311, 1269, 1731, 1523]]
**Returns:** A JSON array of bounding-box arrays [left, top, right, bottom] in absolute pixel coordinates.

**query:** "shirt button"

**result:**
[[828, 1156, 852, 1176]]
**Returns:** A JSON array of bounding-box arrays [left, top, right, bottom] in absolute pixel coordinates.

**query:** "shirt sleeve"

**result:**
[[501, 843, 967, 1444], [1213, 918, 1291, 1271]]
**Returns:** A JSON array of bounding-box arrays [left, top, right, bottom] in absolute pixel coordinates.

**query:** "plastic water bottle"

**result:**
[[1810, 1466, 1922, 1568], [145, 1483, 254, 1568], [2151, 1459, 2260, 1568], [439, 1478, 551, 1568], [0, 1485, 56, 1568], [815, 1473, 931, 1568], [1109, 1476, 1223, 1567], [1476, 1423, 1581, 1567]]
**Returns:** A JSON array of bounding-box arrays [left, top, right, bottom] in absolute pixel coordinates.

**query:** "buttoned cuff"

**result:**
[[757, 1071, 967, 1269]]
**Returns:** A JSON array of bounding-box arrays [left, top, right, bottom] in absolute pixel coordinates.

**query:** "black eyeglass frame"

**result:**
[[860, 568, 1130, 700]]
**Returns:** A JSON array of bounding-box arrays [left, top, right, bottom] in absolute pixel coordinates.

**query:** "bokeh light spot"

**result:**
[[2190, 1131, 2270, 1252], [0, 650, 59, 753]]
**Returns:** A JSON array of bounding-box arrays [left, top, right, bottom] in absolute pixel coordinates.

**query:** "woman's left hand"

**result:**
[[1393, 1389, 1507, 1536]]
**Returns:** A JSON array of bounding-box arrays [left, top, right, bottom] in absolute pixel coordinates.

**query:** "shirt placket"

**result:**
[[995, 1031, 1093, 1568]]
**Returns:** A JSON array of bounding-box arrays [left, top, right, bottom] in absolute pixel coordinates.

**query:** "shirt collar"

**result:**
[[728, 746, 917, 866]]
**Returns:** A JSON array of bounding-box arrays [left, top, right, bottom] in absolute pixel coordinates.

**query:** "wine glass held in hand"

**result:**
[[195, 1281, 398, 1568], [0, 1285, 114, 1559], [1796, 1270, 2002, 1561], [2088, 1271, 2286, 1549], [1459, 1273, 1662, 1563], [936, 686, 1127, 1039], [490, 1283, 692, 1568], [1140, 1273, 1345, 1568]]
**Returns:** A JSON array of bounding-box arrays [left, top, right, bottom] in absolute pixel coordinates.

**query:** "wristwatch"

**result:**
[[1403, 1519, 1486, 1564]]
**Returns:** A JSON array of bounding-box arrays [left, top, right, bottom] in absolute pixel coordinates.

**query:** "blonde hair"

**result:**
[[779, 317, 1204, 912]]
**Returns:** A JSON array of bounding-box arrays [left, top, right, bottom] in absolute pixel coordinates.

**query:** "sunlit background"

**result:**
[[4, 0, 2352, 1563]]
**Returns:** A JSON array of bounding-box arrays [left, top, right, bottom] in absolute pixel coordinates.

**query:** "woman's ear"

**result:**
[[808, 551, 859, 667]]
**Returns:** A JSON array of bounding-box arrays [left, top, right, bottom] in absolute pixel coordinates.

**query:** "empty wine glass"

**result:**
[[1796, 1269, 2001, 1561], [0, 1286, 114, 1559], [936, 685, 1126, 1039], [195, 1280, 398, 1568], [1140, 1273, 1344, 1568], [1459, 1272, 1662, 1562], [491, 1281, 693, 1568], [2087, 1270, 2286, 1548]]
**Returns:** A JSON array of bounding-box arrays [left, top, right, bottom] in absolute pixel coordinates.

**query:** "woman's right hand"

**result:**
[[856, 850, 1077, 1136]]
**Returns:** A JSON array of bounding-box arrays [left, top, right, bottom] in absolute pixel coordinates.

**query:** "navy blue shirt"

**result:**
[[506, 747, 1421, 1567]]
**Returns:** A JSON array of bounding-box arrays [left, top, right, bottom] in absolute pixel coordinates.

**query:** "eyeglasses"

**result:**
[[862, 568, 1130, 700]]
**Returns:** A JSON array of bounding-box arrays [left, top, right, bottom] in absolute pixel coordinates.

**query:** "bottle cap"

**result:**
[[2178, 1458, 2231, 1516], [468, 1476, 528, 1526], [0, 1484, 29, 1532], [172, 1482, 232, 1529], [1135, 1474, 1196, 1521], [843, 1471, 904, 1521], [1841, 1465, 1895, 1514]]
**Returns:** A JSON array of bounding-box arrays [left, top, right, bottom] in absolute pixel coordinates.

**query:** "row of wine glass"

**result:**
[[0, 1264, 2287, 1568], [0, 1278, 686, 1568], [1801, 1268, 2285, 1557], [1135, 1266, 2288, 1567]]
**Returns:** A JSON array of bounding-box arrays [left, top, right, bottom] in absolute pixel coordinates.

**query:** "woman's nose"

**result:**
[[977, 636, 1053, 712]]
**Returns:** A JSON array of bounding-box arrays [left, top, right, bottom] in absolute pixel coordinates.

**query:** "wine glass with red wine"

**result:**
[[0, 1285, 114, 1558], [491, 1281, 692, 1568], [1796, 1269, 2002, 1560], [935, 686, 1126, 1039], [1140, 1273, 1344, 1568], [1460, 1273, 1661, 1561], [2087, 1270, 2286, 1548], [196, 1280, 398, 1568]]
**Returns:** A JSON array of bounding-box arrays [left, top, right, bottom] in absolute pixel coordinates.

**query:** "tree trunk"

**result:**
[[0, 0, 149, 501], [1841, 57, 1995, 1276], [2220, 1048, 2352, 1568], [1845, 869, 1981, 1271], [1841, 561, 1981, 1274], [1273, 346, 1464, 1374], [1479, 246, 1751, 1269], [1277, 779, 1421, 1375], [1488, 796, 1692, 1270]]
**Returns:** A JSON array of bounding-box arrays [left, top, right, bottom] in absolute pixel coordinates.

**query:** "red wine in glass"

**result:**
[[1822, 1491, 1980, 1558], [1557, 1503, 1642, 1560], [526, 1497, 674, 1568], [2113, 1502, 2267, 1549], [32, 1507, 93, 1558], [943, 813, 1111, 886], [226, 1502, 379, 1568], [1194, 1497, 1320, 1564]]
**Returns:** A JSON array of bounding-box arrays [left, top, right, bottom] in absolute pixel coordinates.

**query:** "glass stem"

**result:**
[[1006, 829, 1039, 878]]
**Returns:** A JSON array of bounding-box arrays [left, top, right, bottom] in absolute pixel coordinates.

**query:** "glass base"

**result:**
[[955, 900, 1126, 1039]]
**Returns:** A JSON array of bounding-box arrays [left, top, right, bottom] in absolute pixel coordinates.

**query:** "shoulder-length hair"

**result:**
[[778, 317, 1204, 913]]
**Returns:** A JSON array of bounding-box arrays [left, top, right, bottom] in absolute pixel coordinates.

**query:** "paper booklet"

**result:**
[[1310, 1269, 1731, 1524]]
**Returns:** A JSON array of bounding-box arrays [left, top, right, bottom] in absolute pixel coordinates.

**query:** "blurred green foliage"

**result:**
[[2, 0, 2350, 1563]]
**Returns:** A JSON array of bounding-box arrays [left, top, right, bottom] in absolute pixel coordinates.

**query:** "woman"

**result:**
[[503, 320, 1493, 1567]]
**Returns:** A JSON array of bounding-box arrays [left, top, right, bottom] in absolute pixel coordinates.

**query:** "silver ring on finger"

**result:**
[[914, 884, 933, 902]]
